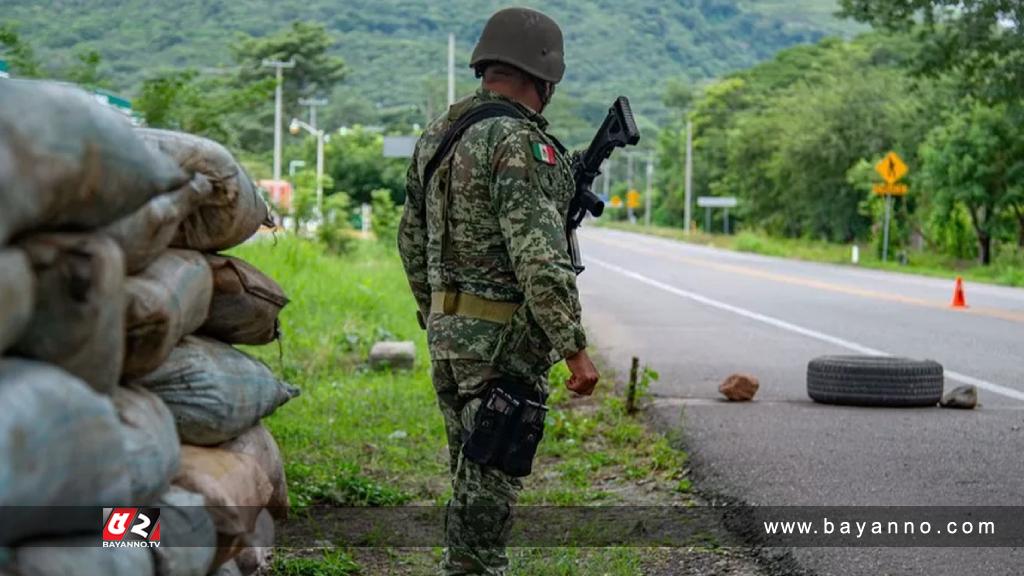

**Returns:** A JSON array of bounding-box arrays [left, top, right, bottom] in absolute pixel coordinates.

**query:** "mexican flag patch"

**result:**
[[531, 142, 557, 165]]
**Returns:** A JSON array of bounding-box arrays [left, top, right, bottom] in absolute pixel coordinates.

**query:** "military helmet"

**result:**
[[470, 7, 565, 84]]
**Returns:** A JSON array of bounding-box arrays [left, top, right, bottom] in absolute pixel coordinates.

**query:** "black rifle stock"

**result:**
[[567, 96, 641, 273]]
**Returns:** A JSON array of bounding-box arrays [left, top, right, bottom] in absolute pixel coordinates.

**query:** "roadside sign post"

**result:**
[[873, 152, 910, 263], [696, 196, 738, 234], [882, 195, 893, 263]]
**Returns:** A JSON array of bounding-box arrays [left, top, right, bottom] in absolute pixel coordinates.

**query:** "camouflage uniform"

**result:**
[[398, 88, 586, 574]]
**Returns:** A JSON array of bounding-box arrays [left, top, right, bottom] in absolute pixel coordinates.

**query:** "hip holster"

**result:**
[[462, 377, 548, 478]]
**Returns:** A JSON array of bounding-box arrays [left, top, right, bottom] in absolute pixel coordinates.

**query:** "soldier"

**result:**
[[398, 6, 600, 575]]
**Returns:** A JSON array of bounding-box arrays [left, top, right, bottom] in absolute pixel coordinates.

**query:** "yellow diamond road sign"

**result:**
[[875, 151, 908, 185], [626, 189, 641, 209], [609, 195, 623, 208]]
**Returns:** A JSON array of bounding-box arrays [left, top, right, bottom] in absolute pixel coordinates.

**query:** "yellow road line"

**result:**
[[589, 235, 1024, 325]]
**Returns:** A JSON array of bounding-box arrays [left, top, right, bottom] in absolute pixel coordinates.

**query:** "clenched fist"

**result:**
[[565, 349, 599, 396]]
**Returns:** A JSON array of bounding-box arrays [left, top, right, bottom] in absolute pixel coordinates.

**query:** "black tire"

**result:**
[[807, 355, 943, 407]]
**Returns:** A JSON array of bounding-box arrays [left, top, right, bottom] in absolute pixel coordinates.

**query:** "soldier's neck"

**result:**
[[481, 81, 542, 114]]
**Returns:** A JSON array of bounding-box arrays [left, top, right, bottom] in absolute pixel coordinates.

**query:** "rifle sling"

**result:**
[[422, 102, 525, 189], [422, 101, 525, 292]]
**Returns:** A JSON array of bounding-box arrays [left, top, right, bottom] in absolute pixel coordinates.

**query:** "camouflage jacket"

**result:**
[[398, 89, 586, 378]]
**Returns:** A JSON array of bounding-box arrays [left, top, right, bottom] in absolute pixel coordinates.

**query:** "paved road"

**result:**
[[578, 227, 1024, 576]]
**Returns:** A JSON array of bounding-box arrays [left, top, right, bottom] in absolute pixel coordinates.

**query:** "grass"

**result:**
[[228, 235, 693, 575], [600, 221, 1024, 288]]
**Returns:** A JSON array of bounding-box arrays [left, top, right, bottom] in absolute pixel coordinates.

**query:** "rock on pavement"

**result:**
[[720, 373, 760, 402]]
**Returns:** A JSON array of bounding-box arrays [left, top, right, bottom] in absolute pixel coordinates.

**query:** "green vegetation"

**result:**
[[839, 0, 1023, 104], [229, 235, 690, 574], [5, 0, 1018, 273], [650, 27, 1024, 268], [1, 0, 854, 142], [602, 221, 1024, 287]]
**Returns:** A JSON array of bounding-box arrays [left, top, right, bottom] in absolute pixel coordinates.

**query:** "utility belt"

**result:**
[[429, 290, 519, 323]]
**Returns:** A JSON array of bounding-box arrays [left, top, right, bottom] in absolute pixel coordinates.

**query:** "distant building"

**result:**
[[259, 179, 293, 212]]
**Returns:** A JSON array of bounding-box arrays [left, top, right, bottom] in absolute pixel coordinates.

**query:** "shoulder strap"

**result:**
[[423, 100, 524, 291], [422, 101, 524, 188]]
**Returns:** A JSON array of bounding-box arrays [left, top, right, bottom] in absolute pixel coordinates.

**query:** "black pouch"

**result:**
[[462, 379, 548, 478], [462, 386, 519, 468], [501, 398, 548, 477]]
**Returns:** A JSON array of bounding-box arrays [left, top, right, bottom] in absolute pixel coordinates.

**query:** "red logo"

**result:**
[[102, 507, 160, 548]]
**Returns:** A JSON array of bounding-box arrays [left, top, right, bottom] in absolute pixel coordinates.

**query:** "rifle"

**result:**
[[567, 96, 641, 273]]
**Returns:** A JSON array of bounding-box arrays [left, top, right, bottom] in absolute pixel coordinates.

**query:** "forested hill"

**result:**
[[2, 0, 856, 131]]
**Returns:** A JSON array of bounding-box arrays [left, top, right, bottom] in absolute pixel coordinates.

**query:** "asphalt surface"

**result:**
[[578, 227, 1024, 576]]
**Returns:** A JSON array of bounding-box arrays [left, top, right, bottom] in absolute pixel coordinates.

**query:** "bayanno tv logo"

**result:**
[[101, 507, 161, 548]]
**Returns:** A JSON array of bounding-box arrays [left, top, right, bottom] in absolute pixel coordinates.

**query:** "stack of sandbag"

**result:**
[[0, 79, 294, 576]]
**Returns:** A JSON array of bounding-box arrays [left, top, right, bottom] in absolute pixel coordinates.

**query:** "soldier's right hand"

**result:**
[[565, 349, 599, 396]]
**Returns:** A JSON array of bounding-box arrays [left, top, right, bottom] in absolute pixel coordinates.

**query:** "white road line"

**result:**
[[589, 256, 1024, 403]]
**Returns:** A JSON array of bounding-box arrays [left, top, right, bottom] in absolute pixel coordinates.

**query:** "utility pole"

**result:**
[[298, 97, 328, 131], [289, 118, 325, 220], [447, 33, 456, 108], [645, 153, 654, 227], [262, 59, 296, 182], [684, 118, 693, 234]]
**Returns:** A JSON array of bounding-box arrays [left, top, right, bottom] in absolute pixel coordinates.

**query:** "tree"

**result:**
[[839, 0, 1024, 103], [320, 128, 406, 205], [231, 22, 346, 152], [0, 23, 41, 77], [656, 32, 955, 244], [662, 77, 695, 115], [233, 22, 345, 95], [135, 70, 274, 147], [64, 49, 107, 89], [919, 102, 1024, 264]]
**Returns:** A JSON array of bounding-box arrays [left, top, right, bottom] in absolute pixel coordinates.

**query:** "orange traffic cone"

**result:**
[[951, 276, 968, 308]]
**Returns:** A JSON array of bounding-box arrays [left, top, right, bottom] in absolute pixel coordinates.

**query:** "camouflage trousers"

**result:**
[[431, 358, 547, 576]]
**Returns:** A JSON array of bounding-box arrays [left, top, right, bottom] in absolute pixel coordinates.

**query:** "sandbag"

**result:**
[[103, 174, 213, 274], [0, 79, 188, 244], [137, 129, 271, 251], [0, 249, 34, 354], [200, 254, 288, 345], [151, 486, 217, 576], [13, 536, 154, 576], [123, 250, 213, 379], [219, 424, 288, 519], [12, 233, 125, 393], [133, 336, 299, 445], [173, 446, 273, 567], [235, 509, 274, 576], [113, 386, 180, 503], [0, 360, 131, 545]]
